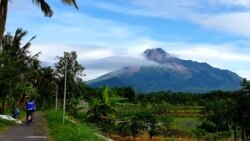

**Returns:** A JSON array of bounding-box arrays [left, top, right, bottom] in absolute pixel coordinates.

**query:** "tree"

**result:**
[[129, 113, 146, 141], [117, 111, 160, 141], [87, 87, 124, 122], [201, 99, 233, 132], [55, 51, 84, 81], [0, 28, 39, 113], [0, 0, 78, 48], [115, 87, 137, 102], [158, 116, 173, 137], [55, 51, 85, 115], [35, 66, 57, 109], [145, 114, 158, 141], [235, 79, 250, 141]]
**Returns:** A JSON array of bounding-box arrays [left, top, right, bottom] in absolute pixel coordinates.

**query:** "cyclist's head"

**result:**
[[29, 99, 33, 102]]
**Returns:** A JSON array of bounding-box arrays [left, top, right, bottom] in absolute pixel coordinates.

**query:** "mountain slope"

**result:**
[[88, 48, 242, 93]]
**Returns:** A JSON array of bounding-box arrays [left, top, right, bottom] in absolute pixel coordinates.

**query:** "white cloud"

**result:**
[[82, 56, 159, 70], [84, 69, 111, 81], [190, 12, 250, 37], [77, 49, 116, 60], [169, 45, 250, 62], [88, 0, 250, 39], [31, 43, 120, 63], [208, 0, 250, 7], [31, 40, 250, 81], [30, 43, 77, 62]]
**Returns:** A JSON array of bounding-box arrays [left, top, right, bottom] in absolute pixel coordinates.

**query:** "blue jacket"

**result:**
[[26, 101, 34, 111], [32, 101, 36, 110]]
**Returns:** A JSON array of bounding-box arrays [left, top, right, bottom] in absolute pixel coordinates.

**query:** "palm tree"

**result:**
[[0, 28, 39, 113], [36, 66, 57, 109], [0, 0, 78, 48]]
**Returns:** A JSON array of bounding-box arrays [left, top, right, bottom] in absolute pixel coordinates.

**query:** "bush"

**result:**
[[199, 120, 216, 133], [192, 128, 206, 138], [217, 131, 231, 139]]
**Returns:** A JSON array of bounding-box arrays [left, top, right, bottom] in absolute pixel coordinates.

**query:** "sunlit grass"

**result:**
[[170, 117, 200, 132], [45, 111, 104, 141]]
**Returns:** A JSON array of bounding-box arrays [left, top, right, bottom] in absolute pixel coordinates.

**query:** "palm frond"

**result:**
[[13, 28, 27, 49], [32, 0, 53, 17], [20, 35, 36, 56], [31, 52, 41, 59], [61, 0, 79, 9]]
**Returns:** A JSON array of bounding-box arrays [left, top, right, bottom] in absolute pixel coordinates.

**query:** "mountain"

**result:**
[[87, 48, 242, 93]]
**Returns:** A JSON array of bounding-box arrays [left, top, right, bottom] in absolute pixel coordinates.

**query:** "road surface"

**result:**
[[0, 112, 50, 141]]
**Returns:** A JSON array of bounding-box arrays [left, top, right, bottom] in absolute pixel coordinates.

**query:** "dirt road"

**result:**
[[0, 112, 50, 141]]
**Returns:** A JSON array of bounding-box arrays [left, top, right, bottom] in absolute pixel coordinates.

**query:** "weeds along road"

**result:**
[[0, 112, 50, 141]]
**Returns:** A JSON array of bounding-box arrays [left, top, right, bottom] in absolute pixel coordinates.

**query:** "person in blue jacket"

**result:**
[[12, 105, 19, 119], [31, 99, 36, 118], [26, 99, 34, 123]]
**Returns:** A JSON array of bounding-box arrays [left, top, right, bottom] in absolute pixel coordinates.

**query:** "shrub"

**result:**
[[199, 120, 216, 133]]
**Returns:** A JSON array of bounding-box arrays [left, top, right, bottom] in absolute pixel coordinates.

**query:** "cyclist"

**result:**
[[26, 99, 34, 123], [31, 99, 36, 118]]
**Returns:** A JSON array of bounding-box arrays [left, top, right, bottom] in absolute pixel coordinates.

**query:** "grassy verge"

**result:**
[[0, 119, 17, 132], [45, 111, 104, 141]]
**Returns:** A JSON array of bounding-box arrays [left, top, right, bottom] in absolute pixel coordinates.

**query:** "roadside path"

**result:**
[[0, 112, 50, 141]]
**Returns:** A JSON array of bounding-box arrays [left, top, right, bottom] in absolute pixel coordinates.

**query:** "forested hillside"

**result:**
[[88, 48, 242, 93]]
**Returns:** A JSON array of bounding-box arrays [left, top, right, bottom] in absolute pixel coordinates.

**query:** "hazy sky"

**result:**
[[6, 0, 250, 80]]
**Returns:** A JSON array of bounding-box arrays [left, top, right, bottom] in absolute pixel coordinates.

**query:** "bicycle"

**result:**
[[26, 110, 33, 126]]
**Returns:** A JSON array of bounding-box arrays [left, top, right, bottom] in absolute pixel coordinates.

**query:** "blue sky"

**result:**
[[6, 0, 250, 80]]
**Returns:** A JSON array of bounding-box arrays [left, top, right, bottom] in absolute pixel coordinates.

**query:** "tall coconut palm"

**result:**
[[0, 0, 78, 48], [0, 0, 8, 49], [0, 28, 40, 113]]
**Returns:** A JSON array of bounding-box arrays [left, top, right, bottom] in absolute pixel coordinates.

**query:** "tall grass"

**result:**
[[171, 117, 200, 132], [45, 111, 104, 141]]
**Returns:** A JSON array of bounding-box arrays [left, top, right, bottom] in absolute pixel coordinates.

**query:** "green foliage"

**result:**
[[102, 87, 110, 106], [170, 117, 199, 132], [87, 87, 125, 122], [201, 98, 233, 131], [192, 128, 206, 138], [152, 102, 172, 115], [199, 120, 216, 133], [45, 111, 104, 141], [35, 66, 57, 109], [23, 84, 39, 99], [216, 131, 231, 139], [114, 87, 136, 102], [117, 111, 163, 140], [68, 95, 84, 117], [55, 51, 85, 115], [0, 29, 40, 113], [55, 51, 84, 81], [137, 92, 202, 106]]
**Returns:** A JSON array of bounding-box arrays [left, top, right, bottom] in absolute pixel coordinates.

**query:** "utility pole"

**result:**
[[63, 61, 67, 124], [55, 83, 58, 111], [51, 81, 58, 111]]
